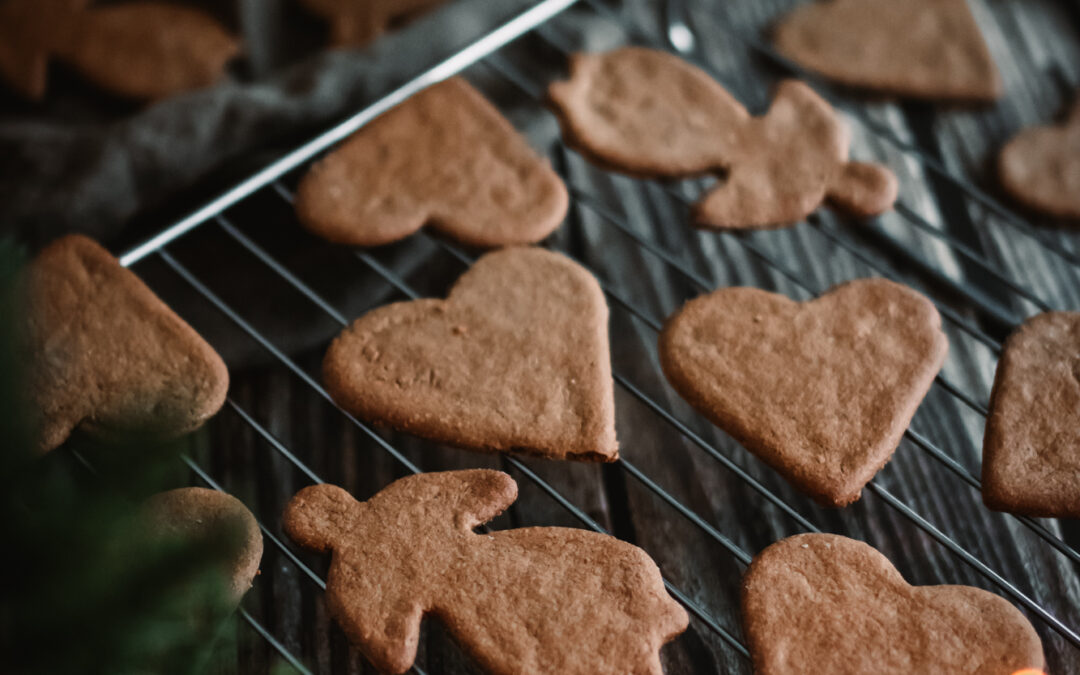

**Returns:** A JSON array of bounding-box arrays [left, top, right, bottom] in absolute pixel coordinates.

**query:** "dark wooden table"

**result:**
[[131, 0, 1080, 672]]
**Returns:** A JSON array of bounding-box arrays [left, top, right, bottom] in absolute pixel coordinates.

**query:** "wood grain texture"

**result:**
[[141, 0, 1080, 672]]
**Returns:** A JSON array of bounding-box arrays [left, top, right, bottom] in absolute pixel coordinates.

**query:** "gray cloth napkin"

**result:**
[[0, 0, 541, 247]]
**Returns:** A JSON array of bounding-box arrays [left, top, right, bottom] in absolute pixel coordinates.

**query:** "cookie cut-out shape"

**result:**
[[0, 0, 82, 99], [142, 487, 263, 606], [323, 247, 617, 461], [296, 78, 568, 248], [0, 0, 239, 100], [773, 0, 1002, 102], [299, 0, 445, 47], [659, 279, 947, 506], [23, 235, 229, 453], [998, 100, 1080, 220], [547, 48, 897, 230], [283, 470, 688, 674], [742, 533, 1045, 674], [983, 312, 1080, 518]]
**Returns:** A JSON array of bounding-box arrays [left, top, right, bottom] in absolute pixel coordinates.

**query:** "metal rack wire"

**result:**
[[102, 0, 1080, 671]]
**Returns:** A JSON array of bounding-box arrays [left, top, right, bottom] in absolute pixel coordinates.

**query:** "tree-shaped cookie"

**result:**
[[299, 0, 446, 47], [998, 98, 1080, 220], [772, 0, 1002, 102], [296, 77, 568, 248], [323, 246, 617, 461], [0, 0, 239, 100], [742, 534, 1044, 674], [547, 47, 897, 230], [283, 470, 689, 674], [659, 278, 947, 506], [22, 235, 228, 453]]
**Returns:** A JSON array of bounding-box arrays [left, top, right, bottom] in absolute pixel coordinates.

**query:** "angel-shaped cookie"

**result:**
[[548, 47, 898, 229], [284, 470, 688, 674]]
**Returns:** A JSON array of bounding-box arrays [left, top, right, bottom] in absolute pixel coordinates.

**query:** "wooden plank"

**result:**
[[168, 0, 1080, 672]]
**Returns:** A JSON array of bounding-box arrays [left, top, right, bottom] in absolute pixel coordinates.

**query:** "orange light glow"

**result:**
[[1011, 669, 1046, 675]]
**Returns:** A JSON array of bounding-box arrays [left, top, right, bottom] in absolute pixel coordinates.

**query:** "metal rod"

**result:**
[[158, 249, 424, 475], [160, 241, 748, 655], [595, 0, 1080, 269], [868, 482, 1080, 647], [117, 0, 584, 267], [475, 53, 1007, 355]]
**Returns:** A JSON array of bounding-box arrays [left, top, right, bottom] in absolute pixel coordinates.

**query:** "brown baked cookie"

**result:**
[[299, 0, 446, 47], [283, 470, 688, 674], [323, 247, 617, 461], [141, 487, 263, 606], [0, 0, 239, 101], [659, 278, 947, 506], [23, 235, 229, 453], [742, 533, 1045, 674], [0, 0, 83, 99], [773, 0, 1002, 102], [296, 77, 568, 248], [998, 99, 1080, 220], [58, 2, 241, 101], [983, 312, 1080, 518], [547, 48, 897, 229]]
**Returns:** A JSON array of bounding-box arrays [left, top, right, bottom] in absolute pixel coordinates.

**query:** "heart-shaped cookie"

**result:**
[[0, 0, 239, 100], [547, 48, 897, 230], [322, 247, 617, 461], [998, 100, 1080, 220], [24, 235, 229, 453], [300, 0, 446, 47], [983, 311, 1080, 518], [296, 77, 569, 249], [742, 533, 1045, 674], [773, 0, 1002, 102], [659, 278, 947, 506]]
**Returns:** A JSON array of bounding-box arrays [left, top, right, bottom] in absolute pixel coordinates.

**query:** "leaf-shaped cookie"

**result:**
[[773, 0, 1002, 102], [299, 0, 446, 47], [283, 470, 688, 674], [296, 77, 568, 248], [998, 100, 1080, 220], [322, 247, 617, 461], [547, 48, 897, 230], [23, 235, 229, 453], [141, 487, 263, 606], [659, 279, 947, 506], [742, 534, 1045, 674], [0, 0, 239, 100], [983, 312, 1080, 518]]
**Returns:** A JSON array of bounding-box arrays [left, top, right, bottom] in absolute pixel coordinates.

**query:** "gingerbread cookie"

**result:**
[[299, 0, 446, 47], [998, 99, 1080, 220], [983, 312, 1080, 518], [742, 533, 1045, 674], [547, 48, 897, 229], [283, 470, 688, 674], [142, 487, 263, 606], [323, 247, 617, 461], [296, 78, 568, 248], [0, 0, 239, 101], [23, 235, 229, 453], [773, 0, 1001, 102], [659, 279, 947, 506]]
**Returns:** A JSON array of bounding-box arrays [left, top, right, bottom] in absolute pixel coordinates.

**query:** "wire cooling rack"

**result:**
[[95, 0, 1080, 672]]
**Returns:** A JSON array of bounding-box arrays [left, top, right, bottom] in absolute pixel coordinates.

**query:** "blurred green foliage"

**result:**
[[0, 240, 267, 674]]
